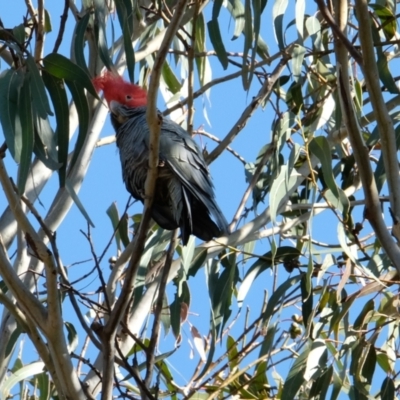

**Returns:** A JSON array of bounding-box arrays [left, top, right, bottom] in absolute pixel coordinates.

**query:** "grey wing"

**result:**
[[160, 119, 229, 233], [115, 113, 150, 201]]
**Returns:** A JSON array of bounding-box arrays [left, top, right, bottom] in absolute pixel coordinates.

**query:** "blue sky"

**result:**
[[1, 0, 392, 398]]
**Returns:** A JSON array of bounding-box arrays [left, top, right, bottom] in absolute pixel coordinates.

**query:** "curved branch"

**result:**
[[206, 56, 289, 164], [333, 0, 400, 272], [354, 0, 400, 229]]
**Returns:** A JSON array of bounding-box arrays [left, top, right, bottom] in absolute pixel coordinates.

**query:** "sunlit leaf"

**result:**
[[304, 339, 327, 380], [272, 0, 289, 50], [281, 340, 311, 398], [190, 325, 206, 362], [270, 164, 299, 223], [295, 0, 305, 41], [238, 246, 301, 305], [65, 322, 78, 353], [1, 361, 45, 399], [162, 62, 181, 94], [226, 0, 245, 39], [369, 4, 396, 40], [65, 179, 95, 227]]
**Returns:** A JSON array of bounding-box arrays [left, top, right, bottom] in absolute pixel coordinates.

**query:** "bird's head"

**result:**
[[92, 72, 148, 109]]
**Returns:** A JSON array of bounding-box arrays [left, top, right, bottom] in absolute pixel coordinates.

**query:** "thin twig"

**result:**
[[205, 56, 289, 164], [333, 0, 400, 273], [144, 230, 178, 387], [53, 0, 70, 53], [194, 129, 247, 165], [315, 0, 363, 65], [354, 0, 400, 233], [229, 143, 275, 231]]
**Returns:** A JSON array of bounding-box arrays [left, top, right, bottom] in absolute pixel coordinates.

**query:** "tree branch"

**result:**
[[206, 56, 289, 164], [354, 0, 400, 234], [333, 0, 400, 273]]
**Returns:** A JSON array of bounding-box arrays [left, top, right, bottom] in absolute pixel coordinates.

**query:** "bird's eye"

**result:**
[[126, 95, 132, 100]]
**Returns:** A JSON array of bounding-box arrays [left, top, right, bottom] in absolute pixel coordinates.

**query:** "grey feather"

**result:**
[[110, 103, 229, 245]]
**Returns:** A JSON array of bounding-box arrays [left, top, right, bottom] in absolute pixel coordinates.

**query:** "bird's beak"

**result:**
[[109, 100, 129, 125]]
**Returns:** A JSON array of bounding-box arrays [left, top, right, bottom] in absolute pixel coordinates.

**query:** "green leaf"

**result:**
[[227, 335, 239, 370], [194, 14, 211, 90], [272, 0, 288, 50], [309, 365, 333, 399], [369, 18, 399, 94], [381, 377, 395, 400], [5, 324, 22, 358], [242, 0, 253, 90], [65, 80, 89, 173], [17, 74, 34, 194], [291, 44, 306, 82], [65, 322, 78, 353], [162, 62, 181, 94], [73, 11, 91, 74], [44, 9, 52, 33], [188, 248, 208, 277], [208, 20, 228, 70], [304, 339, 327, 381], [12, 24, 26, 45], [361, 344, 376, 385], [33, 129, 62, 171], [295, 0, 305, 41], [25, 54, 53, 118], [212, 0, 223, 19], [209, 254, 236, 336], [301, 274, 313, 329], [281, 340, 311, 398], [353, 299, 374, 331], [65, 179, 95, 227], [369, 4, 396, 40], [259, 322, 278, 358], [238, 246, 301, 305], [106, 202, 130, 250], [309, 136, 338, 196], [115, 0, 135, 83], [262, 274, 302, 324], [1, 361, 45, 399], [43, 53, 98, 98], [42, 71, 69, 187], [36, 372, 50, 400], [270, 164, 298, 223], [226, 0, 245, 39], [94, 0, 114, 72], [0, 69, 24, 160]]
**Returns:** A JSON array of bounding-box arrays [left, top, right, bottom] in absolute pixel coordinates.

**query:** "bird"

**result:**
[[92, 72, 229, 245]]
